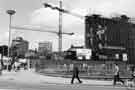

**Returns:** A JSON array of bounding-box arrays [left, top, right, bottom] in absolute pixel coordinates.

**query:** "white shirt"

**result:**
[[133, 71, 135, 76], [114, 65, 119, 75]]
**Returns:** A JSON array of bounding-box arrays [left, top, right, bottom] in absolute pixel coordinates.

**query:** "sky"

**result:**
[[0, 0, 135, 51]]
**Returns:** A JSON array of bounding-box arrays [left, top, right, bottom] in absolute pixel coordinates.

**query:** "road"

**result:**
[[0, 70, 133, 90], [0, 80, 129, 90]]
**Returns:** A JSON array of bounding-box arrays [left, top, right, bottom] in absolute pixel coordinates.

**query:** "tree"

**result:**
[[0, 45, 8, 66], [0, 45, 8, 56], [120, 15, 129, 22]]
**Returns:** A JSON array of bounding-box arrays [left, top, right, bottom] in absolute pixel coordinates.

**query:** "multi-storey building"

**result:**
[[38, 41, 52, 56], [11, 37, 29, 58], [85, 14, 135, 64]]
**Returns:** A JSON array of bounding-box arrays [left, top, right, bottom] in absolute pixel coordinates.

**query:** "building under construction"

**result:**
[[85, 14, 135, 64]]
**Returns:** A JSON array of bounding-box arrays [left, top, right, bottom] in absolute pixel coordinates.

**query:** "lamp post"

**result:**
[[6, 10, 16, 59], [6, 10, 16, 71]]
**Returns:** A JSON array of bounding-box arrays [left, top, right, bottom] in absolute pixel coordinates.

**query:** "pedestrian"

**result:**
[[113, 63, 124, 85], [71, 63, 82, 84], [8, 59, 12, 72], [130, 66, 135, 81], [35, 62, 39, 72], [14, 61, 20, 72], [0, 62, 2, 75]]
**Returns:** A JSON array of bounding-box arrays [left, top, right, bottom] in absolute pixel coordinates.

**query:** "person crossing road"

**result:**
[[113, 63, 124, 85], [71, 63, 82, 84]]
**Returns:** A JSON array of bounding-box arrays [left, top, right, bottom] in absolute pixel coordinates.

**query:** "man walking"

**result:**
[[71, 63, 82, 84], [0, 62, 2, 75], [113, 63, 124, 85], [130, 66, 135, 81]]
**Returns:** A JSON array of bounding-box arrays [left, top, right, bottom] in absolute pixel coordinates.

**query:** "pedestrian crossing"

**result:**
[[38, 82, 135, 89], [0, 86, 135, 90]]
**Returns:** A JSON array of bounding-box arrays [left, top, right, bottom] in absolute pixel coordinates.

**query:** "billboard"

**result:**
[[76, 49, 92, 60], [85, 15, 135, 63]]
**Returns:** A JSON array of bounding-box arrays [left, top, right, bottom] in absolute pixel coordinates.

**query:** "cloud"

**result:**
[[0, 30, 24, 45], [30, 7, 85, 33], [66, 0, 135, 17], [0, 8, 4, 14], [29, 7, 85, 51], [62, 33, 84, 50], [29, 0, 135, 51], [30, 8, 59, 28], [65, 33, 84, 41], [0, 31, 9, 45]]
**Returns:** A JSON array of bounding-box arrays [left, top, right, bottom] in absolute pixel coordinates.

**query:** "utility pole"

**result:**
[[58, 0, 62, 54]]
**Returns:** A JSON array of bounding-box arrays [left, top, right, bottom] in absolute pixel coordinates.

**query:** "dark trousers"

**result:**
[[71, 75, 82, 84], [113, 75, 124, 85], [8, 65, 12, 72], [0, 69, 2, 75], [130, 76, 135, 81]]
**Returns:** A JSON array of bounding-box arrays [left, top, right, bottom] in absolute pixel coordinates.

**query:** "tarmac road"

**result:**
[[0, 70, 133, 90], [0, 80, 129, 90]]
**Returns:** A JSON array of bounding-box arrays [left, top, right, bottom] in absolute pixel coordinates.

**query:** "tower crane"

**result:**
[[11, 25, 74, 35], [43, 3, 129, 61], [44, 3, 84, 19], [11, 2, 84, 56], [43, 3, 85, 55]]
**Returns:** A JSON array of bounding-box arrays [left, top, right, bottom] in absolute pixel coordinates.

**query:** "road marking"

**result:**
[[40, 82, 135, 89]]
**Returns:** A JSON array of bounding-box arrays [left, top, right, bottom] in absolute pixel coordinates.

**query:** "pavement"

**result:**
[[0, 69, 114, 86], [0, 70, 135, 90]]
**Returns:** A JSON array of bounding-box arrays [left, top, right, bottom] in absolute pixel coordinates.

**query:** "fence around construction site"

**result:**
[[29, 59, 132, 79]]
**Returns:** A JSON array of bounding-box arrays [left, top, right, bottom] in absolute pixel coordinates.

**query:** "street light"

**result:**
[[6, 10, 16, 59]]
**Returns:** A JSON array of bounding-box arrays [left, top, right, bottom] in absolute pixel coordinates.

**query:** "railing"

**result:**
[[31, 59, 131, 79]]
